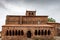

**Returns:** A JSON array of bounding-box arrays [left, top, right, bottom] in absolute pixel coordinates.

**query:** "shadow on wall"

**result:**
[[0, 31, 1, 38], [33, 37, 56, 40], [0, 31, 1, 40]]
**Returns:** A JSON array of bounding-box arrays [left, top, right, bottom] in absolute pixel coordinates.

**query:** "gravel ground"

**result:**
[[0, 38, 1, 40], [0, 36, 60, 40], [54, 36, 60, 40]]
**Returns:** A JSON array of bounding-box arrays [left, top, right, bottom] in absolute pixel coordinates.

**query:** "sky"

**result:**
[[0, 0, 60, 31]]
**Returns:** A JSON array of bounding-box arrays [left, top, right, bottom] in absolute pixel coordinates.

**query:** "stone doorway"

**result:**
[[27, 31, 32, 38]]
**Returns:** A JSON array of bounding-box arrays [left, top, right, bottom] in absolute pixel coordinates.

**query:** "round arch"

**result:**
[[26, 31, 32, 38]]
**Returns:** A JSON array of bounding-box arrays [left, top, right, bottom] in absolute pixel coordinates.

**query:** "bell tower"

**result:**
[[26, 10, 36, 16]]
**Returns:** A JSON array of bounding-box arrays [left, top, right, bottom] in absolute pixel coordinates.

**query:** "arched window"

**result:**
[[34, 30, 37, 35], [38, 30, 40, 35], [44, 30, 47, 35], [48, 30, 51, 35], [21, 30, 24, 35], [18, 30, 20, 35], [6, 30, 8, 36], [12, 30, 14, 36], [15, 30, 17, 35], [9, 30, 11, 36], [41, 30, 43, 35]]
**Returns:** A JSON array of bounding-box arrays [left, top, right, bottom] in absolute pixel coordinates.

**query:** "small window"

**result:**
[[32, 12, 33, 15], [29, 13, 31, 16], [34, 30, 37, 35], [29, 12, 34, 16]]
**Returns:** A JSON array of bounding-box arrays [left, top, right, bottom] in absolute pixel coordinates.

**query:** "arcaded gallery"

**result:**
[[2, 10, 60, 40]]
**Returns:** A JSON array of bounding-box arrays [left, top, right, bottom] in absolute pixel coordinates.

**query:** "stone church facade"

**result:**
[[2, 11, 60, 40]]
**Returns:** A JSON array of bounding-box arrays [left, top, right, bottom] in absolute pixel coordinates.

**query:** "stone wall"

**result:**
[[2, 25, 54, 40], [6, 16, 48, 24]]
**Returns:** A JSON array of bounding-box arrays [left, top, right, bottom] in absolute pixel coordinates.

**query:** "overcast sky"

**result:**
[[0, 0, 60, 31]]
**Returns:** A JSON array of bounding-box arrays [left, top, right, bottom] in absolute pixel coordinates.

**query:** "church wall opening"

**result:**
[[27, 31, 32, 38]]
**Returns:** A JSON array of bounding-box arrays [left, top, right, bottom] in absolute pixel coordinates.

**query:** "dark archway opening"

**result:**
[[44, 30, 47, 35], [48, 30, 51, 35], [41, 30, 43, 35], [12, 30, 14, 36], [34, 30, 37, 35], [15, 30, 17, 35], [6, 30, 8, 36], [18, 30, 20, 35], [9, 30, 11, 36], [38, 30, 40, 35], [21, 30, 24, 35], [27, 31, 32, 38]]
